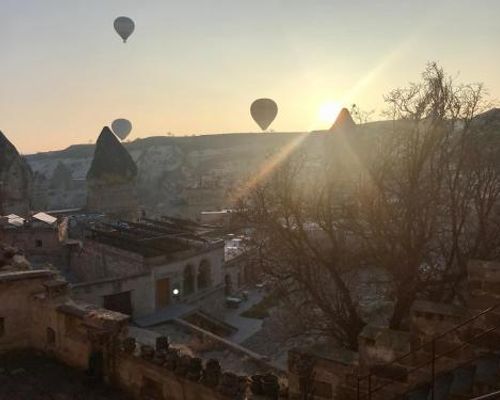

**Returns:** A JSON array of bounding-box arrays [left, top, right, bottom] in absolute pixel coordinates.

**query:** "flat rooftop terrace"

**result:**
[[89, 217, 223, 258]]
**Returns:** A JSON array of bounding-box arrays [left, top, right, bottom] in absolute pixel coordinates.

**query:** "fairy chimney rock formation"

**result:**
[[0, 131, 32, 216], [86, 127, 139, 220], [329, 108, 356, 134]]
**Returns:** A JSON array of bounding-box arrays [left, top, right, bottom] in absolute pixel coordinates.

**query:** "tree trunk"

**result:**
[[389, 293, 414, 330]]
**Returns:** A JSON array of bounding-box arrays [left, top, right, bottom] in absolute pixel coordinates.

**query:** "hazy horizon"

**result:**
[[3, 0, 500, 153]]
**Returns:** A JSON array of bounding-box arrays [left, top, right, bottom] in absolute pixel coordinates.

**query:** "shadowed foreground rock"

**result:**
[[0, 351, 131, 400]]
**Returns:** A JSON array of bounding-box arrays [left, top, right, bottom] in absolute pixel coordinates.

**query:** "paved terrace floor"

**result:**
[[224, 289, 264, 344]]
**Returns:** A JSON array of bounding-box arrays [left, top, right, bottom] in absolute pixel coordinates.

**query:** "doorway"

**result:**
[[155, 278, 170, 309], [103, 291, 133, 315]]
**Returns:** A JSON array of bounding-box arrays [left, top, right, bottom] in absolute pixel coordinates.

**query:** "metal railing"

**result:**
[[356, 303, 500, 400], [470, 390, 500, 400]]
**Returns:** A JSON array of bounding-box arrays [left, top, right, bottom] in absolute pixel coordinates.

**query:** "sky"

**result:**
[[1, 0, 500, 154]]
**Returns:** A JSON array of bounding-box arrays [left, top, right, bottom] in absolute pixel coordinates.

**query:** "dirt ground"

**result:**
[[0, 350, 131, 400]]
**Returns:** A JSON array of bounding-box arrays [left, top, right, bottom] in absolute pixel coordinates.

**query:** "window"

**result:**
[[183, 265, 195, 296], [197, 259, 211, 290], [0, 318, 4, 337], [35, 239, 43, 247]]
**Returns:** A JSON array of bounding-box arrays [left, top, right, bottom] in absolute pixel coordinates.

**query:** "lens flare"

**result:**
[[318, 101, 342, 125]]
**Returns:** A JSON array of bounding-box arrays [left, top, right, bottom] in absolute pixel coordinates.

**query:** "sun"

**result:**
[[318, 101, 342, 125]]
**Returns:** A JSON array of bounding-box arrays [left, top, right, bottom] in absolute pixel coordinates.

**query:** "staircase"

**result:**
[[347, 260, 500, 400]]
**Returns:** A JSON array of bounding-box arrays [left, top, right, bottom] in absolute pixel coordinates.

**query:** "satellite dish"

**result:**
[[250, 98, 278, 131], [111, 119, 132, 140], [114, 16, 135, 43]]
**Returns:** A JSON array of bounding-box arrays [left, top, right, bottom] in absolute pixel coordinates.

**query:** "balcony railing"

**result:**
[[356, 303, 500, 400]]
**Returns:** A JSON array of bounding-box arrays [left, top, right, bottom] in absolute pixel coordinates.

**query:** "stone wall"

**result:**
[[112, 336, 283, 400], [0, 270, 53, 352], [0, 268, 129, 371], [70, 239, 147, 281], [0, 226, 67, 267], [71, 273, 154, 318], [287, 348, 356, 400]]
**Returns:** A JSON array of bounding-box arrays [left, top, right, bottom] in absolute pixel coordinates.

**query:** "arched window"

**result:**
[[183, 264, 195, 296], [197, 259, 211, 290]]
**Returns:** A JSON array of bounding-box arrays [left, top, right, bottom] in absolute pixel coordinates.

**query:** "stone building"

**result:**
[[86, 127, 139, 221], [69, 217, 226, 320], [0, 211, 68, 268], [0, 131, 32, 216], [0, 242, 281, 400], [223, 234, 255, 296]]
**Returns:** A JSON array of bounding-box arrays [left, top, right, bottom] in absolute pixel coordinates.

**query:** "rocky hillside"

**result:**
[[27, 131, 331, 217], [25, 109, 500, 218]]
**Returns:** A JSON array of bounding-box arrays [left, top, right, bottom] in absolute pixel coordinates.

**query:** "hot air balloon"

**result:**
[[250, 98, 278, 131], [111, 119, 132, 140], [114, 16, 135, 43]]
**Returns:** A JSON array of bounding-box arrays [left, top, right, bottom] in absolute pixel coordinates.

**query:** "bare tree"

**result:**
[[238, 154, 366, 350], [346, 63, 500, 328], [239, 62, 500, 345]]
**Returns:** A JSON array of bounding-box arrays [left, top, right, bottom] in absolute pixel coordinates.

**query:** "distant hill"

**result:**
[[25, 110, 500, 217]]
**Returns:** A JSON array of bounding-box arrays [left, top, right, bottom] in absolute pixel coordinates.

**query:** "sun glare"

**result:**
[[318, 101, 342, 125]]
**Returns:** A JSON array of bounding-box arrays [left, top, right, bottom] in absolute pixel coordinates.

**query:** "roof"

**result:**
[[1, 212, 58, 228], [4, 214, 25, 227], [88, 217, 222, 258], [201, 210, 232, 215], [32, 212, 57, 225]]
